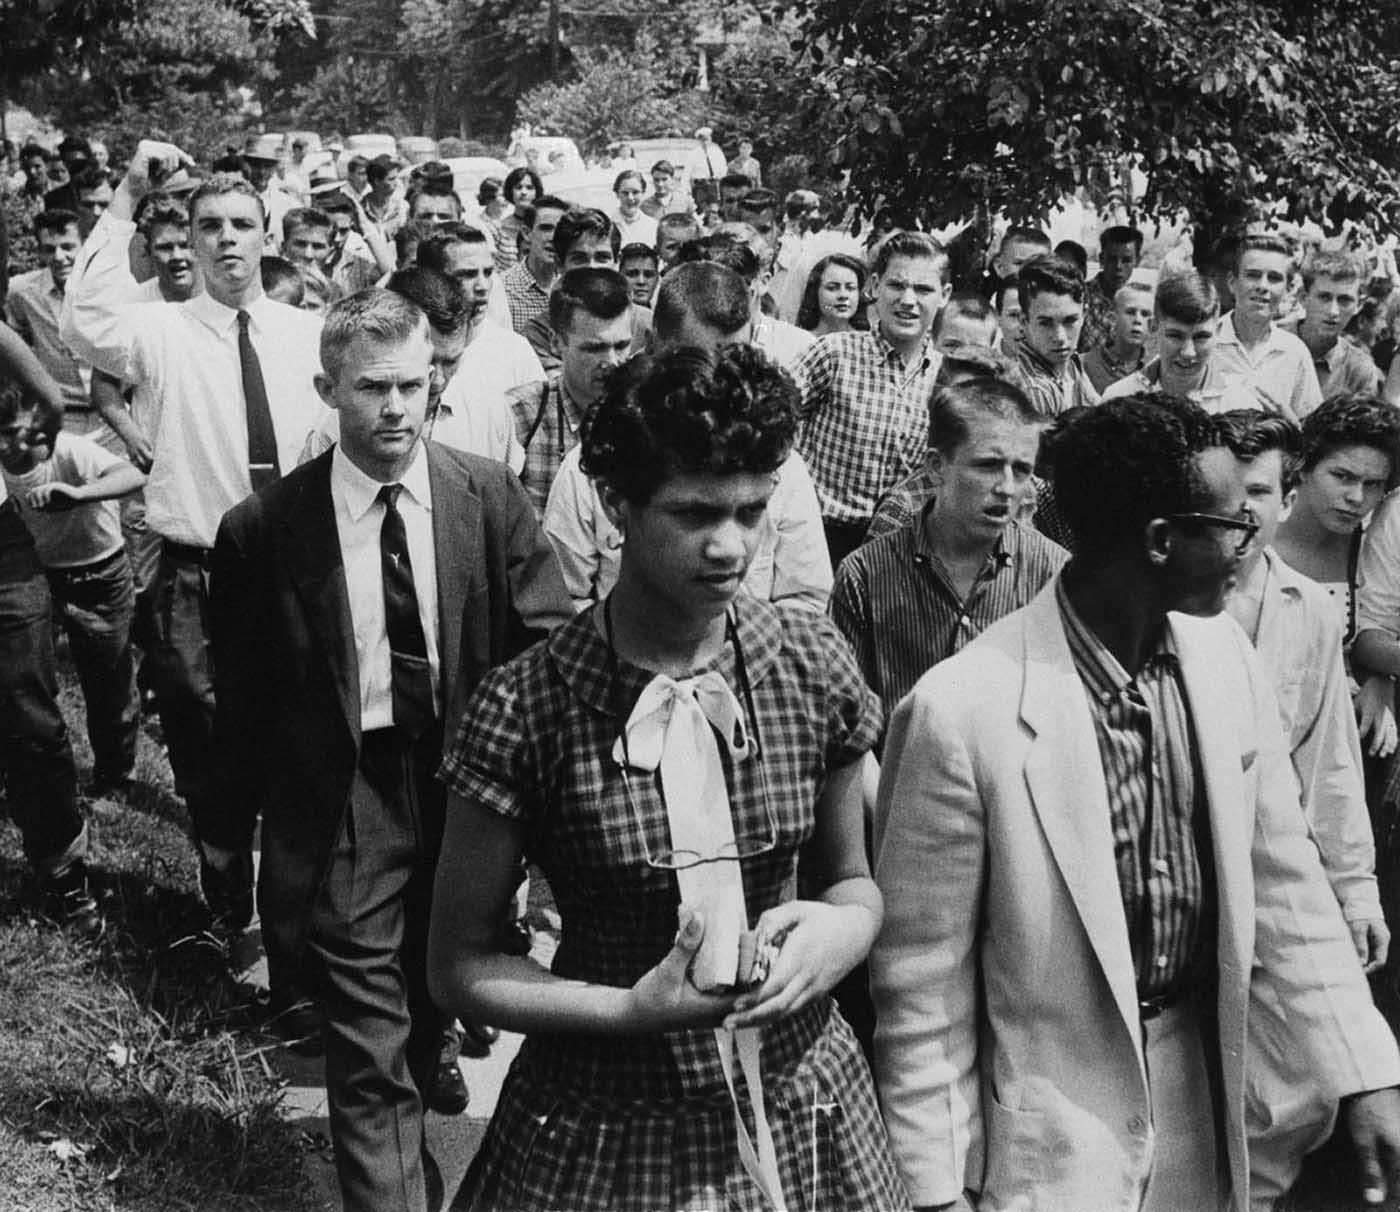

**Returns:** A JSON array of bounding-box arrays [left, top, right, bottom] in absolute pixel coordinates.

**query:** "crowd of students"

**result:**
[[7, 125, 1400, 1210]]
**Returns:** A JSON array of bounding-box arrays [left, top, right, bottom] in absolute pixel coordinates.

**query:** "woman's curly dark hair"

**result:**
[[1298, 394, 1400, 488], [580, 344, 798, 504], [1052, 393, 1215, 554]]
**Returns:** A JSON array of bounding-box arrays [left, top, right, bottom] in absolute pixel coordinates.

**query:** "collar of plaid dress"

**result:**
[[606, 601, 789, 1210]]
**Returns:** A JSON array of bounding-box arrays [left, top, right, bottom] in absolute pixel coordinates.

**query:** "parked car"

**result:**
[[398, 136, 440, 165], [506, 134, 585, 177], [440, 156, 509, 206], [344, 132, 398, 161], [625, 137, 726, 192]]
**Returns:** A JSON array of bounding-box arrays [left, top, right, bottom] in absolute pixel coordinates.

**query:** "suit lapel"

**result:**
[[285, 456, 360, 740], [1019, 589, 1142, 1047], [426, 442, 481, 717]]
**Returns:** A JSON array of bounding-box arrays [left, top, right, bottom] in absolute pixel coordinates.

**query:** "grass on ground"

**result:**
[[0, 675, 319, 1212]]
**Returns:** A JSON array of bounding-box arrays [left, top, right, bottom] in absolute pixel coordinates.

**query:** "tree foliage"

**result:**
[[515, 45, 708, 156], [4, 0, 313, 156], [788, 0, 1400, 238]]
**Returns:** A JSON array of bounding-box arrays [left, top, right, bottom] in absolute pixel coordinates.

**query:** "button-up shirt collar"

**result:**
[[331, 440, 432, 525]]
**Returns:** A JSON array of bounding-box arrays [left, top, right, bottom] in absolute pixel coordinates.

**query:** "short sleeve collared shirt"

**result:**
[[792, 328, 941, 525], [1212, 313, 1323, 421]]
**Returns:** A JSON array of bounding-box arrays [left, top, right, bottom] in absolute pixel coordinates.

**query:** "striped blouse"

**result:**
[[1056, 578, 1214, 1002]]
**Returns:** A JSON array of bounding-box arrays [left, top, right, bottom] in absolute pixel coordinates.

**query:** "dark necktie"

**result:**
[[237, 310, 280, 492], [377, 483, 435, 737]]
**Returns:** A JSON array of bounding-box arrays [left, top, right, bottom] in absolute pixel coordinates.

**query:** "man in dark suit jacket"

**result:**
[[207, 289, 571, 1212]]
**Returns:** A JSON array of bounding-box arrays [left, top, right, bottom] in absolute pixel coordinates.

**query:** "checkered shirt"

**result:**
[[508, 376, 583, 517], [502, 261, 551, 335], [1078, 273, 1116, 352], [439, 601, 907, 1211], [793, 328, 941, 525], [866, 464, 940, 543], [1010, 338, 1102, 417]]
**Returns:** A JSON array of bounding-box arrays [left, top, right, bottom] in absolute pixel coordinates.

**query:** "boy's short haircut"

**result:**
[[1113, 281, 1156, 308], [519, 195, 572, 230], [548, 267, 632, 339], [33, 208, 80, 239], [1233, 232, 1294, 274], [737, 188, 778, 215], [1000, 225, 1051, 252], [1214, 408, 1303, 489], [1154, 271, 1220, 326], [931, 290, 995, 339], [1301, 248, 1368, 292], [283, 206, 332, 240], [1054, 240, 1088, 277], [1099, 224, 1144, 254], [619, 242, 659, 268], [1017, 253, 1085, 312], [552, 208, 620, 261], [720, 172, 754, 193], [650, 159, 676, 176], [872, 230, 949, 282], [137, 195, 190, 240]]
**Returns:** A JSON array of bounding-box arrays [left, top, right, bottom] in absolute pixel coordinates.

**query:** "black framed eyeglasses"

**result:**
[[608, 602, 778, 871], [1165, 510, 1260, 555]]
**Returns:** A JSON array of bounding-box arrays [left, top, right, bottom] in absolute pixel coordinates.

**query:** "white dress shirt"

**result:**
[[330, 443, 441, 731], [542, 446, 832, 613], [1213, 312, 1324, 422], [1250, 550, 1381, 924], [61, 212, 327, 547]]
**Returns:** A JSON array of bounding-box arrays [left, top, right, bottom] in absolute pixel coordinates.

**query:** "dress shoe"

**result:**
[[200, 850, 254, 936], [425, 1061, 469, 1116], [40, 861, 105, 941], [457, 1019, 499, 1058]]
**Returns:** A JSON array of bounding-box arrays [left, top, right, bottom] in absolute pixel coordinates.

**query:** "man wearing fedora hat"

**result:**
[[242, 133, 299, 252]]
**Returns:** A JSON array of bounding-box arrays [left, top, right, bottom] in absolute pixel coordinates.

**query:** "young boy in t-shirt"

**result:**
[[0, 384, 146, 796]]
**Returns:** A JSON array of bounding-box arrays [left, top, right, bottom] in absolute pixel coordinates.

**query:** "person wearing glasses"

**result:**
[[871, 395, 1400, 1212], [428, 343, 908, 1211]]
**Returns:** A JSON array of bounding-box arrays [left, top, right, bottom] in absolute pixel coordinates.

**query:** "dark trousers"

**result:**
[[121, 491, 162, 667], [47, 549, 139, 782], [307, 726, 449, 1212], [147, 545, 217, 842], [0, 504, 83, 871]]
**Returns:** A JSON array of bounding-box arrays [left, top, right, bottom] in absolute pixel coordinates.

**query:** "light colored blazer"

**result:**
[[871, 581, 1400, 1211]]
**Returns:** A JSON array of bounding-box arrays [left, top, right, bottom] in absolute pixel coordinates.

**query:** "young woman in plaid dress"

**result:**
[[429, 344, 908, 1211]]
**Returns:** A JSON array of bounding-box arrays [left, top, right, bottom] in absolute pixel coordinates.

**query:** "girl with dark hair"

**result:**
[[494, 165, 544, 272], [429, 344, 908, 1211], [797, 253, 869, 336]]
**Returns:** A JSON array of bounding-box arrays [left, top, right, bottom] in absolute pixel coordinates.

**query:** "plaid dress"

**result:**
[[439, 600, 910, 1212]]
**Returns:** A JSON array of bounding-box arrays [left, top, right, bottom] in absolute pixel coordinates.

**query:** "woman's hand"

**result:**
[[1357, 675, 1398, 758], [625, 909, 737, 1033], [722, 900, 878, 1029]]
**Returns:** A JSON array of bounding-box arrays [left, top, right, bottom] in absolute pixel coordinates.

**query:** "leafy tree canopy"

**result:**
[[788, 0, 1400, 237]]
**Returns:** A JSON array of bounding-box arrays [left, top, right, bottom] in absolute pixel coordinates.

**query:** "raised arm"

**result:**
[[60, 139, 192, 380]]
